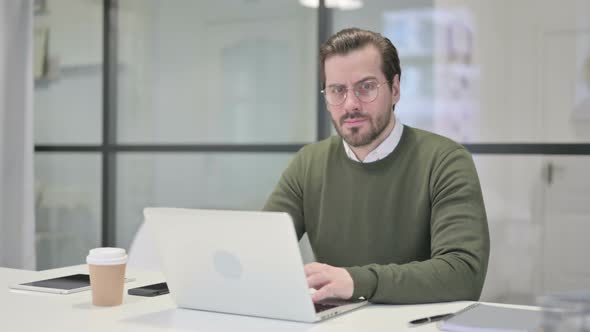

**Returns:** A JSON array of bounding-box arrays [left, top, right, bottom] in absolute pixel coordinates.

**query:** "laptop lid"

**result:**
[[143, 207, 319, 322]]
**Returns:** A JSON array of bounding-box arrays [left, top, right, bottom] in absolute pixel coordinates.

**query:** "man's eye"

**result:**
[[360, 81, 377, 91], [330, 86, 346, 94]]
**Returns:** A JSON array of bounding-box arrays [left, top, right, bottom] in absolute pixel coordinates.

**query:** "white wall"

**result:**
[[333, 0, 590, 304], [436, 0, 590, 304], [35, 0, 319, 258], [117, 0, 317, 144], [114, 0, 319, 248], [33, 0, 103, 269], [34, 0, 590, 302], [34, 0, 103, 144]]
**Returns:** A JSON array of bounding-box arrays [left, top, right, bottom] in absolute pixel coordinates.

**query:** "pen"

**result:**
[[409, 303, 480, 326], [409, 313, 453, 325]]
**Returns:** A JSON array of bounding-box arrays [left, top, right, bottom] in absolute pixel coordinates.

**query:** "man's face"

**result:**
[[324, 45, 400, 148]]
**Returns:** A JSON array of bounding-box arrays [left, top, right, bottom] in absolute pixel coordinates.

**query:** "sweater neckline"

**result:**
[[337, 125, 410, 170]]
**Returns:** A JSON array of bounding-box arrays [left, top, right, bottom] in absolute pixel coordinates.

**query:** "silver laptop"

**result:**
[[143, 207, 368, 323]]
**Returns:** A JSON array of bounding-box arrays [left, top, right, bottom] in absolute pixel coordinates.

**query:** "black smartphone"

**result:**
[[127, 282, 169, 297]]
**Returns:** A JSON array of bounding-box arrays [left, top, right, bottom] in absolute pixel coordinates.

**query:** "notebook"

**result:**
[[440, 303, 542, 332]]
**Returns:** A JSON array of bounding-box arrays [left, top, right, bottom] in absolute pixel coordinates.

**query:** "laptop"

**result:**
[[143, 207, 368, 323]]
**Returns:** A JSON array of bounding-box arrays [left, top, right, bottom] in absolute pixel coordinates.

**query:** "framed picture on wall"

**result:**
[[573, 32, 590, 121], [34, 0, 48, 15], [34, 27, 49, 80]]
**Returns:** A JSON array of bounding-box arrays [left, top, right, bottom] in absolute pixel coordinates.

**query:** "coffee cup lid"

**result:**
[[86, 247, 128, 266]]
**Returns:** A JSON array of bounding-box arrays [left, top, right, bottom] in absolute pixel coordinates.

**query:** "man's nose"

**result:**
[[343, 89, 361, 111]]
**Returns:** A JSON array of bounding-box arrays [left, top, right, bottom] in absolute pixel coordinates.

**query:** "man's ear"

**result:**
[[391, 74, 400, 103]]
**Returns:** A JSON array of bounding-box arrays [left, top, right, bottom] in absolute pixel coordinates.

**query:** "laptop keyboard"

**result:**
[[314, 303, 339, 313]]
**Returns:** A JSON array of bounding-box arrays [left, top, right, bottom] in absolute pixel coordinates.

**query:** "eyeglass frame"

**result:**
[[320, 79, 391, 106]]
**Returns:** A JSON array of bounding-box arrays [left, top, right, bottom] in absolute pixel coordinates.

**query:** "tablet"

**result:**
[[9, 274, 135, 294]]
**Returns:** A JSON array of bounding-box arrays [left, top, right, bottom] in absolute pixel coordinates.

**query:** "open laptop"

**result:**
[[143, 207, 368, 323]]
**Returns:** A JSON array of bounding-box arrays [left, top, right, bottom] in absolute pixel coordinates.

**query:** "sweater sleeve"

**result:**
[[262, 150, 306, 239], [345, 148, 490, 303]]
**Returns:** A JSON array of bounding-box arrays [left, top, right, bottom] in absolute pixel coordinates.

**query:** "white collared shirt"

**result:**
[[343, 115, 404, 163]]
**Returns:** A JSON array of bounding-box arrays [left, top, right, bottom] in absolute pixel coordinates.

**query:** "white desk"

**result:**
[[1, 265, 535, 332]]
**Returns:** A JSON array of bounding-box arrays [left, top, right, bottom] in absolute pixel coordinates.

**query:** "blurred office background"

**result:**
[[19, 0, 590, 305]]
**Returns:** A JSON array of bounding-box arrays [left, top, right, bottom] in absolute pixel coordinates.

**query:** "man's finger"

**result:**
[[311, 284, 333, 303], [304, 262, 327, 276], [307, 272, 331, 289]]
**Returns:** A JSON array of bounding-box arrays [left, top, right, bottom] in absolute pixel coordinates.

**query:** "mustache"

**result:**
[[340, 112, 367, 125]]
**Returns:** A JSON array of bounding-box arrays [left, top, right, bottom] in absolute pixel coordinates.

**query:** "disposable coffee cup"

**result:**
[[86, 247, 128, 306]]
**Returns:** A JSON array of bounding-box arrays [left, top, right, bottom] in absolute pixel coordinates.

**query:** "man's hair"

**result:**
[[319, 28, 401, 90]]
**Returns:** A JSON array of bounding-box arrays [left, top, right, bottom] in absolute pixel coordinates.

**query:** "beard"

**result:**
[[332, 108, 392, 148]]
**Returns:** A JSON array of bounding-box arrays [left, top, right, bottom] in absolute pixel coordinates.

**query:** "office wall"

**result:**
[[333, 0, 590, 304], [34, 0, 102, 144], [436, 0, 590, 304], [34, 0, 317, 266], [34, 0, 103, 270], [117, 0, 317, 144], [34, 154, 101, 269], [114, 0, 317, 249], [33, 0, 590, 304]]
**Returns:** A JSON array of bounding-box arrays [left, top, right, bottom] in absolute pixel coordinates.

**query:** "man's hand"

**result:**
[[304, 262, 354, 303]]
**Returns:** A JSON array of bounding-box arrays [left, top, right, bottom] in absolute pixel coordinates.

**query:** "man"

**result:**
[[263, 28, 489, 304]]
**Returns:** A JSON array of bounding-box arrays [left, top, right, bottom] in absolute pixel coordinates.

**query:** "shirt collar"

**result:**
[[343, 114, 404, 163]]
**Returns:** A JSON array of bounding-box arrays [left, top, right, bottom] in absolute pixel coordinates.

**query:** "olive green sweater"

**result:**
[[263, 126, 490, 304]]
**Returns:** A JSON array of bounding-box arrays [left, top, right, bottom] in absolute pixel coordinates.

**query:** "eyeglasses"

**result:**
[[321, 80, 389, 106]]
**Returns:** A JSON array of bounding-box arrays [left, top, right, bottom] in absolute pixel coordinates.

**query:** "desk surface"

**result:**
[[1, 265, 537, 332]]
